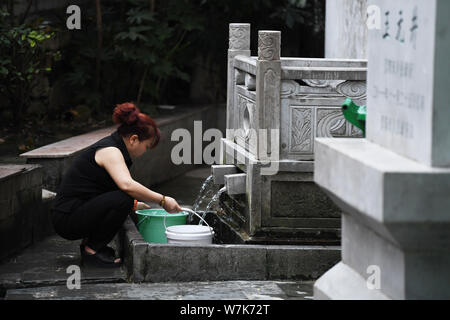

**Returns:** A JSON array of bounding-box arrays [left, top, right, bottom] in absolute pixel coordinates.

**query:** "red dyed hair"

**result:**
[[112, 102, 160, 149]]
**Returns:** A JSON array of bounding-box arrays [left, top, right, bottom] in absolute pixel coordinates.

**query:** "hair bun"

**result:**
[[113, 102, 141, 125]]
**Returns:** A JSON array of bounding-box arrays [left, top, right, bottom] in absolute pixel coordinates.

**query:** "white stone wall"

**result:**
[[325, 0, 368, 59]]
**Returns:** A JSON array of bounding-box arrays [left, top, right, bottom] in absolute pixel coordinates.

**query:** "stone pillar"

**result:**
[[227, 23, 251, 140], [314, 0, 450, 299], [325, 0, 368, 59], [255, 31, 281, 162]]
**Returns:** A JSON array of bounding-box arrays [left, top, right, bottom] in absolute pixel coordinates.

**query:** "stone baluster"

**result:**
[[256, 31, 281, 162], [227, 23, 251, 141]]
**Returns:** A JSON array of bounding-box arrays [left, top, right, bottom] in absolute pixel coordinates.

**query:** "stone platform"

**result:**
[[123, 215, 340, 283]]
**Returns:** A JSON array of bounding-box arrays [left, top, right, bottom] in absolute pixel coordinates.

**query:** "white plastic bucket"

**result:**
[[165, 207, 214, 245], [165, 225, 214, 245]]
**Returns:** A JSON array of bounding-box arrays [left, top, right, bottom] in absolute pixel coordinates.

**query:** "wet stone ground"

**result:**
[[5, 279, 314, 300], [0, 233, 314, 300], [0, 166, 314, 300], [0, 235, 126, 296]]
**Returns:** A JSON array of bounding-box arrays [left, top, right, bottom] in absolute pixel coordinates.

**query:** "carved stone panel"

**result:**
[[235, 94, 257, 153], [227, 24, 250, 139], [270, 180, 341, 219], [289, 107, 313, 154], [258, 31, 281, 61], [335, 80, 367, 102], [303, 79, 337, 88], [236, 94, 248, 135], [263, 69, 278, 131], [317, 108, 364, 138], [281, 80, 302, 98], [281, 80, 367, 101], [281, 80, 347, 99], [316, 108, 346, 138], [257, 61, 281, 161], [229, 24, 250, 50]]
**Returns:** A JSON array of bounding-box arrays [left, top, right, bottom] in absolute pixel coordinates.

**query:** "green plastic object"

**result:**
[[136, 209, 188, 243], [342, 97, 366, 135]]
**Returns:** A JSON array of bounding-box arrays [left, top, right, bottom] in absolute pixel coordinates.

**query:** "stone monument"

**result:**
[[325, 0, 368, 59], [314, 0, 450, 299]]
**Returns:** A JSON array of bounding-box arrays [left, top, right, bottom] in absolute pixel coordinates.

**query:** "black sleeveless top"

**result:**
[[52, 130, 133, 213]]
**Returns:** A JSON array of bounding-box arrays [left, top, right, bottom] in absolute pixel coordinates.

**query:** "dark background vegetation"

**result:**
[[0, 0, 325, 157]]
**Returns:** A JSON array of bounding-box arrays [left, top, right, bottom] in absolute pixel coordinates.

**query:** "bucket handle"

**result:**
[[164, 207, 213, 235], [136, 215, 149, 228]]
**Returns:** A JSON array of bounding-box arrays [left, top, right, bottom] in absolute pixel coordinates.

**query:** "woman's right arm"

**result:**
[[95, 147, 182, 212]]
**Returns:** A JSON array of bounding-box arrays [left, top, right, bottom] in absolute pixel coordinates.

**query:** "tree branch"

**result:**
[[20, 0, 33, 25]]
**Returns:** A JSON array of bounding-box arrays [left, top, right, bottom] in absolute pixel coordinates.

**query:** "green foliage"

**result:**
[[113, 0, 203, 101], [0, 9, 59, 124], [61, 0, 205, 110], [62, 0, 324, 110], [2, 0, 325, 126], [272, 0, 311, 28]]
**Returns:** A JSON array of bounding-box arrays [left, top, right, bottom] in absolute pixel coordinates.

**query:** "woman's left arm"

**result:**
[[95, 147, 166, 205]]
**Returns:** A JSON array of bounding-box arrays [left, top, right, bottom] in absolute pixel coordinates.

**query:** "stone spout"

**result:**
[[224, 173, 247, 195], [211, 165, 238, 185]]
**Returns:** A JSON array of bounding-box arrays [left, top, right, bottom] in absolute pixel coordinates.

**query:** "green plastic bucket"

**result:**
[[136, 209, 188, 243]]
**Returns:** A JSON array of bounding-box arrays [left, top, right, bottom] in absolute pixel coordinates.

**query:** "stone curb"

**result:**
[[121, 217, 340, 283]]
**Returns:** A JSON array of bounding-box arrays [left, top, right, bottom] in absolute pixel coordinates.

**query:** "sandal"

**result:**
[[79, 244, 116, 259], [98, 246, 118, 259], [80, 245, 122, 268]]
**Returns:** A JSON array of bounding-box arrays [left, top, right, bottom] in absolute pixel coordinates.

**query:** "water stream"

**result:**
[[187, 175, 218, 223], [192, 175, 215, 212], [199, 186, 227, 225], [186, 173, 231, 226]]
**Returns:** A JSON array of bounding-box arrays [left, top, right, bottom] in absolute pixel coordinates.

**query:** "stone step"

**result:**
[[20, 126, 116, 192], [0, 164, 52, 261], [4, 280, 314, 300]]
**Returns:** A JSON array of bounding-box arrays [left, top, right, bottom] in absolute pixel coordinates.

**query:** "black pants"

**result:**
[[52, 190, 134, 252]]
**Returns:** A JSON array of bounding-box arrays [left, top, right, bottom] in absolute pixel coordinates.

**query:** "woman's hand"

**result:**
[[163, 196, 182, 213], [136, 201, 151, 210]]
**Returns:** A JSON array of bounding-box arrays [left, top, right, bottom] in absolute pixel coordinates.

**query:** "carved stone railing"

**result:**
[[220, 23, 367, 239], [226, 23, 368, 161]]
